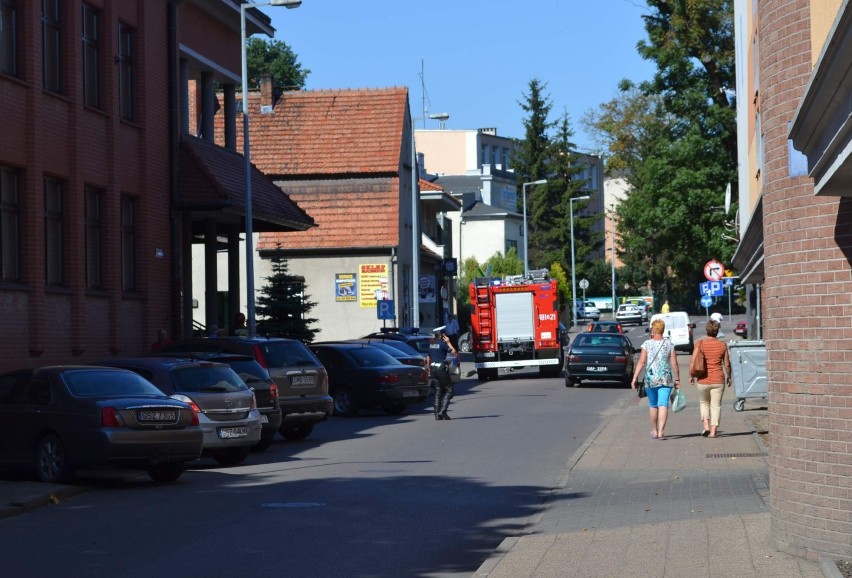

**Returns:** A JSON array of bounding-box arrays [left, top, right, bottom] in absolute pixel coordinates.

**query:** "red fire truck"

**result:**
[[468, 269, 563, 380]]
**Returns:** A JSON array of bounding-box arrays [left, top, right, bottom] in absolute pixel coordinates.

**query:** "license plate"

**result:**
[[291, 375, 315, 386], [138, 410, 176, 422], [586, 366, 608, 372], [402, 390, 418, 398], [218, 426, 248, 439]]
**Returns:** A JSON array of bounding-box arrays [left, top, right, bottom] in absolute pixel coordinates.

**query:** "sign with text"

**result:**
[[700, 281, 724, 297], [359, 264, 389, 308], [335, 273, 357, 302]]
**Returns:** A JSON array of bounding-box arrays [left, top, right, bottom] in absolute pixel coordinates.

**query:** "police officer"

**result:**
[[427, 326, 457, 420]]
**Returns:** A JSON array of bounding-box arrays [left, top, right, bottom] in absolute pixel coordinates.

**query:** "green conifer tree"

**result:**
[[255, 249, 318, 342]]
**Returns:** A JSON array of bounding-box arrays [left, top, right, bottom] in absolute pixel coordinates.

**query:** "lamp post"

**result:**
[[569, 195, 590, 326], [240, 0, 301, 338], [522, 179, 547, 277], [411, 112, 448, 329], [609, 204, 616, 317]]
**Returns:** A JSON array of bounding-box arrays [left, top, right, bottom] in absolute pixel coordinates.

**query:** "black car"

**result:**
[[151, 351, 282, 452], [308, 343, 429, 417], [0, 366, 203, 484], [343, 340, 426, 367], [158, 337, 331, 441], [361, 331, 433, 356], [564, 333, 637, 388]]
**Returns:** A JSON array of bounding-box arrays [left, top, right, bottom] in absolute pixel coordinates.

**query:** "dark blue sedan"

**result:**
[[564, 333, 637, 388]]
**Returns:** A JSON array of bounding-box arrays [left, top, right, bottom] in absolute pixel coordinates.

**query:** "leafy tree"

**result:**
[[549, 261, 570, 315], [255, 248, 318, 342], [582, 1, 737, 310], [484, 248, 523, 279], [246, 38, 310, 91]]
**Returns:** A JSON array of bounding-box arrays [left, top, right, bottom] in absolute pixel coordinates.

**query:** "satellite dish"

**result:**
[[724, 182, 731, 214]]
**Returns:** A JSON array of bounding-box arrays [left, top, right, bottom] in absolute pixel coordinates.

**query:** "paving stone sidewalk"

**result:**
[[474, 389, 828, 578]]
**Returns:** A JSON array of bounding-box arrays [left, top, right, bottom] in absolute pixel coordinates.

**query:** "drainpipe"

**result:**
[[168, 1, 187, 339]]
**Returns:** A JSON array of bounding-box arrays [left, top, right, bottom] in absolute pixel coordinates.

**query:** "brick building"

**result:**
[[0, 0, 312, 371], [733, 0, 851, 560]]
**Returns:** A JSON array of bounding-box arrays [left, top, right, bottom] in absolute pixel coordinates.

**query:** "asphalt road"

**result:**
[[0, 369, 629, 578]]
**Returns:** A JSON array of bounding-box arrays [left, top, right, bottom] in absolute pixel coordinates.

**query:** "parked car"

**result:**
[[587, 321, 625, 334], [647, 312, 696, 354], [564, 333, 637, 388], [615, 304, 643, 326], [159, 337, 331, 442], [581, 302, 601, 321], [97, 357, 262, 466], [152, 351, 281, 452], [0, 366, 203, 484], [626, 299, 650, 321], [734, 321, 748, 339], [458, 331, 471, 353], [361, 330, 433, 355], [345, 339, 426, 367], [308, 343, 430, 417]]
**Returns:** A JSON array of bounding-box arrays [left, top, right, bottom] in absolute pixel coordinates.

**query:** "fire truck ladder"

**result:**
[[473, 278, 493, 346]]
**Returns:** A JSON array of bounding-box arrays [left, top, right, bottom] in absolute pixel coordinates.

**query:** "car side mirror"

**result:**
[[645, 327, 650, 333]]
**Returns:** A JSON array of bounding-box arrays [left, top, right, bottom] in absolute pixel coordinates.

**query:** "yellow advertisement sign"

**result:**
[[359, 264, 389, 308]]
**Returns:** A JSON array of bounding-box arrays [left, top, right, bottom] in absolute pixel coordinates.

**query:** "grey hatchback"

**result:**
[[161, 337, 331, 441], [98, 357, 263, 466]]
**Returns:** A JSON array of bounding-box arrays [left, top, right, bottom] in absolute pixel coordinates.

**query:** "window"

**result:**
[[0, 166, 19, 281], [120, 195, 135, 291], [42, 0, 61, 92], [0, 0, 17, 77], [117, 23, 133, 120], [506, 239, 518, 254], [44, 177, 63, 286], [82, 4, 99, 108], [85, 186, 101, 288]]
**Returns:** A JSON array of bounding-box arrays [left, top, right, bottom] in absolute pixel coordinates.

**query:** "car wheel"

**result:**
[[148, 463, 184, 483], [332, 388, 358, 417], [573, 378, 582, 388], [252, 433, 275, 452], [36, 434, 74, 484], [382, 403, 406, 415], [460, 338, 471, 353], [211, 445, 251, 466], [279, 423, 314, 441]]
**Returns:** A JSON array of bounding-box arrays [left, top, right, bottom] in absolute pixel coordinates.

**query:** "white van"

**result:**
[[648, 312, 696, 354]]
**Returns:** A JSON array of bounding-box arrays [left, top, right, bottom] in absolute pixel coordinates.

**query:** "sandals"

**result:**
[[701, 430, 710, 437], [650, 432, 658, 439]]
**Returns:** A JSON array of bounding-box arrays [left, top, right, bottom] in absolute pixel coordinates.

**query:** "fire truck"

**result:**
[[468, 269, 563, 380]]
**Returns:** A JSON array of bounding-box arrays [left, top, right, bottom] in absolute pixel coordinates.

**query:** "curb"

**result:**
[[0, 483, 91, 520], [820, 556, 845, 578]]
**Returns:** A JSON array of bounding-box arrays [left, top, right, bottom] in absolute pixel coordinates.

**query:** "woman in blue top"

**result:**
[[631, 318, 681, 440]]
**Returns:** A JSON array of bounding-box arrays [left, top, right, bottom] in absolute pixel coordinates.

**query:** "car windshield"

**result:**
[[64, 370, 164, 398], [575, 335, 624, 348], [171, 366, 248, 393], [407, 339, 432, 354], [260, 342, 319, 367], [658, 315, 687, 329], [371, 340, 420, 356]]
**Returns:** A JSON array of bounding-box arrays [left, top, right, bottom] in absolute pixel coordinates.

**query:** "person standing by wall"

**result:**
[[426, 326, 457, 420], [631, 318, 680, 440], [150, 329, 173, 352]]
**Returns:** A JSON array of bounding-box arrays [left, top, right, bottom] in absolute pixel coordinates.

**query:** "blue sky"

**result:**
[[266, 0, 656, 151]]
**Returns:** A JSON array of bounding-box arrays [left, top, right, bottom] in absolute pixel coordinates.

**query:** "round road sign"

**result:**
[[704, 260, 724, 281], [700, 295, 713, 308], [579, 278, 589, 290]]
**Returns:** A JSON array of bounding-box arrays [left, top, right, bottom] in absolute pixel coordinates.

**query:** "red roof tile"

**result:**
[[245, 87, 409, 177]]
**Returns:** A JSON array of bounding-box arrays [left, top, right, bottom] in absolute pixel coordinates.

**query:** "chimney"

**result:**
[[260, 74, 274, 111]]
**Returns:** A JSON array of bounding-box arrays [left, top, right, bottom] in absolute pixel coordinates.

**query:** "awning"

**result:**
[[178, 135, 315, 233]]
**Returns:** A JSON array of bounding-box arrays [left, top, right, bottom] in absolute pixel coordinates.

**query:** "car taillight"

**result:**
[[253, 344, 268, 368], [189, 410, 199, 426], [171, 394, 201, 414], [377, 373, 400, 385], [269, 383, 279, 401], [568, 354, 581, 362], [614, 356, 627, 363], [100, 407, 124, 427], [419, 369, 428, 383]]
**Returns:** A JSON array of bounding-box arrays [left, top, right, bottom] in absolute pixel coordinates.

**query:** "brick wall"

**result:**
[[759, 0, 852, 560]]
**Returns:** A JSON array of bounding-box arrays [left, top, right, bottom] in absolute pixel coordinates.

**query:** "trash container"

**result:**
[[728, 340, 767, 411]]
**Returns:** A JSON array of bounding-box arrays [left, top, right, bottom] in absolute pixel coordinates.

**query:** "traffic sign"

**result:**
[[704, 260, 724, 281], [579, 278, 589, 289], [377, 299, 395, 320], [700, 295, 713, 308], [699, 281, 724, 297]]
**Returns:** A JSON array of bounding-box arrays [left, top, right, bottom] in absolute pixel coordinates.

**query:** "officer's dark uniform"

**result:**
[[428, 329, 456, 420]]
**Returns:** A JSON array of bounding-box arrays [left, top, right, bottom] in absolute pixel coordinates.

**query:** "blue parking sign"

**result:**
[[377, 299, 395, 320]]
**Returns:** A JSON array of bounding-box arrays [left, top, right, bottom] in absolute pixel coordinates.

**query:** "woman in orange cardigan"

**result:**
[[689, 319, 731, 438]]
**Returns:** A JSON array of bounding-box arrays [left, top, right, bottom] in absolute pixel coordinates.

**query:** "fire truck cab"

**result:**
[[468, 269, 563, 380]]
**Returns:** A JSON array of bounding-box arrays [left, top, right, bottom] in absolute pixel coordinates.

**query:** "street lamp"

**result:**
[[569, 195, 591, 326], [240, 0, 301, 338], [522, 179, 547, 277], [412, 112, 449, 328], [609, 204, 616, 317]]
